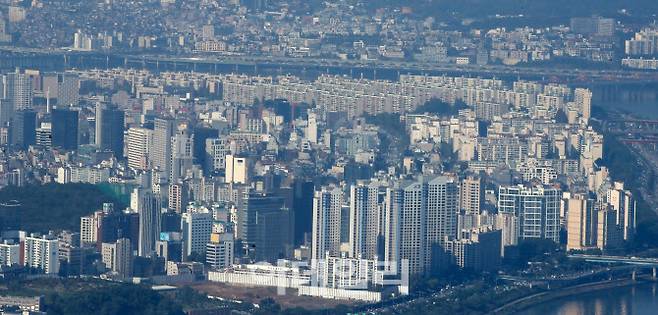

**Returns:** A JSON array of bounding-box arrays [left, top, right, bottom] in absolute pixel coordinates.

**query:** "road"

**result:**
[[2, 45, 658, 83]]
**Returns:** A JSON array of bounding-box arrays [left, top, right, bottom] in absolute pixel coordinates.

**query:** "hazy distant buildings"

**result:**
[[570, 17, 615, 37]]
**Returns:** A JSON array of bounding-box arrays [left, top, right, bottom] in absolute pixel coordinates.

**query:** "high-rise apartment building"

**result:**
[[570, 17, 615, 37], [574, 88, 592, 122], [384, 176, 459, 275], [170, 129, 194, 180], [168, 183, 188, 214], [0, 240, 20, 266], [606, 182, 636, 242], [23, 234, 59, 274], [349, 181, 380, 260], [312, 186, 344, 261], [597, 208, 623, 250], [5, 70, 32, 112], [460, 176, 482, 216], [498, 185, 561, 243], [566, 194, 597, 250]]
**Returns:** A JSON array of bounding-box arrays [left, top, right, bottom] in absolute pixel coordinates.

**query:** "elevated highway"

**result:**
[[2, 46, 658, 83]]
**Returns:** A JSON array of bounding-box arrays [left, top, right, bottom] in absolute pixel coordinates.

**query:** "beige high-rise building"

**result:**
[[168, 183, 186, 214], [596, 208, 623, 251], [126, 127, 153, 171], [574, 88, 592, 122], [80, 215, 98, 246], [460, 176, 482, 216], [566, 195, 597, 251], [606, 182, 636, 242], [225, 155, 248, 184], [494, 212, 518, 257], [102, 238, 132, 278]]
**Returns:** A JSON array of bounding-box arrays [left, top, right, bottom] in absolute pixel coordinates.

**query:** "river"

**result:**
[[589, 82, 658, 119], [518, 283, 658, 315]]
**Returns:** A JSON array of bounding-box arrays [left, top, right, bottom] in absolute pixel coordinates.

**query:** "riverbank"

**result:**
[[491, 278, 651, 314]]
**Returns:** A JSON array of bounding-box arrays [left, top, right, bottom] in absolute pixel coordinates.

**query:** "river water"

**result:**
[[589, 83, 658, 119], [518, 283, 658, 315]]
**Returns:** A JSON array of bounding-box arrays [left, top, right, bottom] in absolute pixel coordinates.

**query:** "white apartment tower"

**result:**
[[23, 234, 59, 274], [0, 241, 19, 266], [311, 186, 344, 261], [460, 176, 482, 216], [498, 185, 561, 243], [349, 181, 381, 260], [384, 176, 459, 275]]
